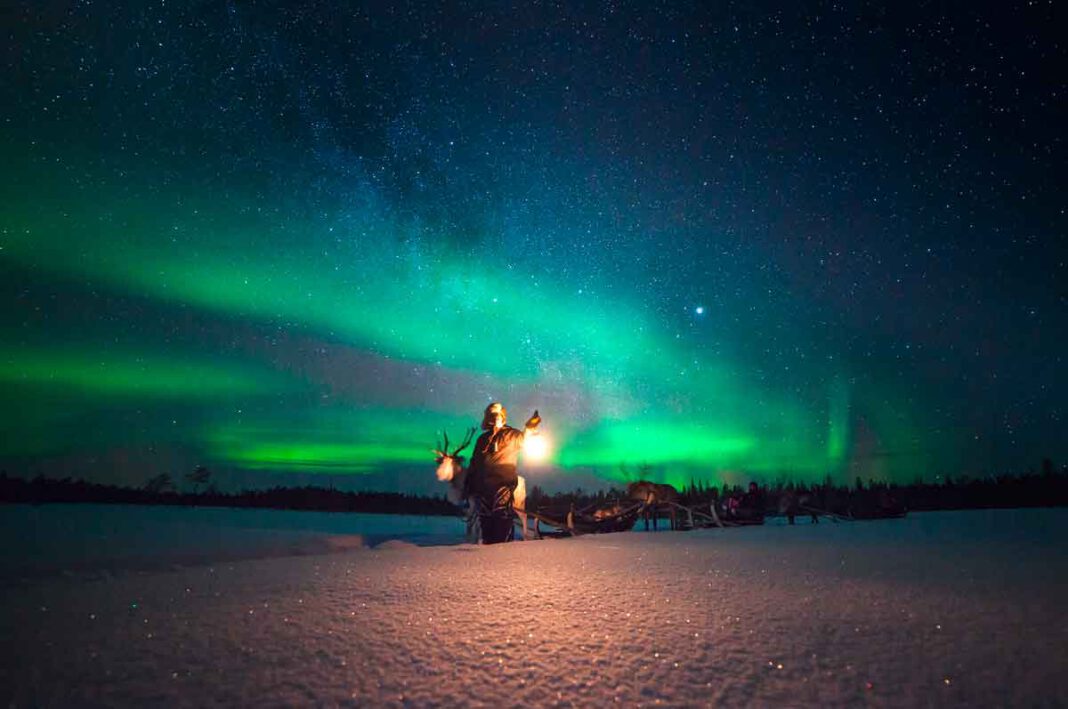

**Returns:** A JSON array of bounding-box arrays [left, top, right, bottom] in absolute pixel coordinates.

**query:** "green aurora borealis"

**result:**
[[0, 158, 923, 491], [2, 2, 1063, 493]]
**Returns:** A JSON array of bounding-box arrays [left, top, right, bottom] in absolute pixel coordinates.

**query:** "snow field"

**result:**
[[1, 510, 1065, 707]]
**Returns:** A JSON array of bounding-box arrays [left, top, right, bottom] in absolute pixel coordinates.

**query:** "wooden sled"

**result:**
[[528, 502, 644, 538], [683, 501, 764, 528]]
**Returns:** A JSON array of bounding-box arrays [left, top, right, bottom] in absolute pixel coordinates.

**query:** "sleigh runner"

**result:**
[[526, 501, 645, 537]]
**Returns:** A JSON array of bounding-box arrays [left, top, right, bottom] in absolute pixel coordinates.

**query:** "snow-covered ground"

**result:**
[[2, 508, 1065, 707], [0, 504, 465, 579]]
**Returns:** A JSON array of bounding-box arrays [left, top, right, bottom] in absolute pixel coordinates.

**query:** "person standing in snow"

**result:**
[[738, 481, 766, 522], [463, 402, 541, 544]]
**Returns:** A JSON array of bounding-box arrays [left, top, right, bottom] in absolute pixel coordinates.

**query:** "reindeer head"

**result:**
[[433, 428, 476, 482]]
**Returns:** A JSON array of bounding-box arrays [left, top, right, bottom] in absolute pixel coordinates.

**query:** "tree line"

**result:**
[[2, 459, 1066, 516], [529, 459, 1068, 514], [0, 471, 459, 516]]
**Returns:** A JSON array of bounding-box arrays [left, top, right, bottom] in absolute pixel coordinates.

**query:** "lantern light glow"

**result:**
[[523, 432, 551, 463]]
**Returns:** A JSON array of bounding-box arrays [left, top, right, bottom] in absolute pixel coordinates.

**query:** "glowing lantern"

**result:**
[[523, 432, 551, 462]]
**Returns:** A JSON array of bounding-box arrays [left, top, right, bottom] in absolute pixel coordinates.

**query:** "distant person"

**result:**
[[726, 493, 740, 518], [738, 482, 766, 522], [463, 403, 541, 544]]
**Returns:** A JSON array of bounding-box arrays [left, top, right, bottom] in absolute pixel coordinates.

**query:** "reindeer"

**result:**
[[434, 429, 528, 542], [626, 480, 681, 531]]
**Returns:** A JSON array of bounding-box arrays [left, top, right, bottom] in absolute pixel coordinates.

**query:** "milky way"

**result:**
[[2, 1, 1064, 492]]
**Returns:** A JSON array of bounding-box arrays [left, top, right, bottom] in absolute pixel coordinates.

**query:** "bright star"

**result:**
[[695, 306, 705, 315]]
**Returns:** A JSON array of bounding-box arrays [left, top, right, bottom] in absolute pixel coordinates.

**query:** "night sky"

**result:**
[[2, 1, 1064, 494]]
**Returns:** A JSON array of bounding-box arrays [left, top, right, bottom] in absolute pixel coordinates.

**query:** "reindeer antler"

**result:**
[[433, 427, 476, 459], [451, 427, 476, 457], [432, 431, 448, 459]]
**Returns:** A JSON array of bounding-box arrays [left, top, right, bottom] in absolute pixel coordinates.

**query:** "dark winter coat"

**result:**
[[466, 425, 525, 496]]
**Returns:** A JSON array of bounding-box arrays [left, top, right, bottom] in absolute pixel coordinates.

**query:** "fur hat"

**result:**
[[482, 402, 507, 429]]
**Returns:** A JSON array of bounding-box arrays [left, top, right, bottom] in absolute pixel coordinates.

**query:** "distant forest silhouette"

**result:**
[[528, 460, 1068, 517], [0, 471, 458, 516], [2, 459, 1067, 517]]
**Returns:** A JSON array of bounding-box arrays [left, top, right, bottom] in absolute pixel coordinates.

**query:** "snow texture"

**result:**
[[0, 504, 464, 578], [1, 508, 1066, 707]]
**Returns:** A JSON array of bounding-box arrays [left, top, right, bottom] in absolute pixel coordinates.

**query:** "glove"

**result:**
[[524, 410, 542, 430]]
